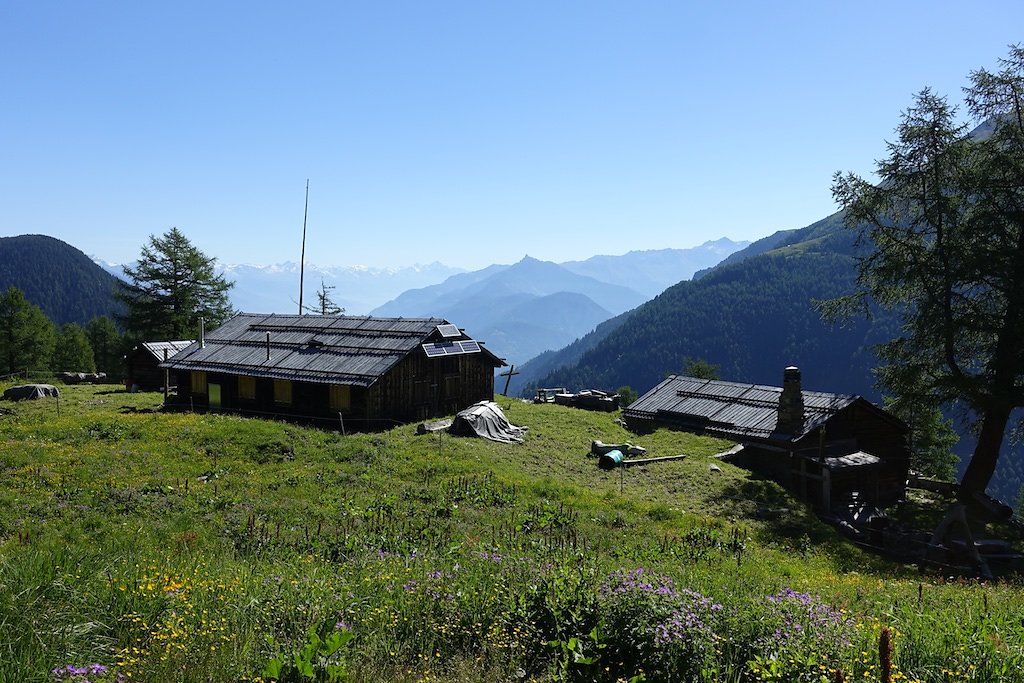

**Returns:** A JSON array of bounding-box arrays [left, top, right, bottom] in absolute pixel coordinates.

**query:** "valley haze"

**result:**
[[92, 238, 749, 318]]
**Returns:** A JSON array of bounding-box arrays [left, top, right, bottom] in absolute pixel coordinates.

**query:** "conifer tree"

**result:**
[[52, 323, 96, 373], [87, 316, 124, 377], [117, 228, 234, 341], [828, 46, 1024, 497], [0, 287, 56, 374]]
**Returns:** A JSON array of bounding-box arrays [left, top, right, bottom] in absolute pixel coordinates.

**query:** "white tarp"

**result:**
[[450, 401, 527, 443]]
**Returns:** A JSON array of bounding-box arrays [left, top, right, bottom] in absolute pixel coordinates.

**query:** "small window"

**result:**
[[238, 376, 256, 400], [330, 384, 351, 411], [273, 379, 292, 405], [192, 371, 207, 394]]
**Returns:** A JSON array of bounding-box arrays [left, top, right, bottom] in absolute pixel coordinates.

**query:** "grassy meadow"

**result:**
[[1, 383, 1022, 682]]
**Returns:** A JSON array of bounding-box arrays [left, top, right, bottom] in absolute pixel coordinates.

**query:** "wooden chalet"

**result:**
[[623, 367, 911, 509], [124, 340, 194, 391], [159, 313, 505, 428]]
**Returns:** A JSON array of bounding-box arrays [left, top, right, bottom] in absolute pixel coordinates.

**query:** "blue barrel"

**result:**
[[599, 449, 625, 470]]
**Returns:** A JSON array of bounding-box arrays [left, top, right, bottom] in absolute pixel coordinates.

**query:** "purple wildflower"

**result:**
[[51, 663, 116, 683]]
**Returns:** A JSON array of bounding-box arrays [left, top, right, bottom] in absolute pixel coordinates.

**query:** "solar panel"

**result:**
[[423, 343, 450, 358], [436, 324, 461, 338], [422, 340, 483, 357]]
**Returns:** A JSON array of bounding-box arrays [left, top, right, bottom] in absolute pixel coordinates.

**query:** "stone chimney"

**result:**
[[778, 366, 804, 433]]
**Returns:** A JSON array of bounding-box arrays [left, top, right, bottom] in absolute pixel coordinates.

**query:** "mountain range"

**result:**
[[36, 235, 748, 371], [94, 237, 748, 331], [371, 256, 643, 365], [561, 238, 749, 298], [92, 259, 468, 317], [369, 239, 750, 366], [516, 211, 880, 396]]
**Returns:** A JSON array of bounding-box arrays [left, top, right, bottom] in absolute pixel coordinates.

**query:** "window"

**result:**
[[330, 384, 351, 411], [191, 371, 207, 394], [273, 379, 292, 404], [238, 376, 256, 400]]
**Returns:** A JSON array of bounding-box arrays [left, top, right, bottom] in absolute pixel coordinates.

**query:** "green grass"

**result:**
[[1, 383, 1022, 682]]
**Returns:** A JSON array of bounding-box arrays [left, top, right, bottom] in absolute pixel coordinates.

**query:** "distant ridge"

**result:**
[[520, 210, 883, 398], [218, 261, 466, 316], [562, 238, 751, 296], [370, 241, 750, 367], [370, 256, 648, 366], [0, 234, 124, 326]]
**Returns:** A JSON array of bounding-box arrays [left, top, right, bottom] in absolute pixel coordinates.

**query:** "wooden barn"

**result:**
[[623, 367, 911, 508], [160, 313, 505, 428], [124, 340, 194, 391]]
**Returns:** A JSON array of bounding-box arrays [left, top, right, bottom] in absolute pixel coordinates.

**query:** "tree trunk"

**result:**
[[959, 403, 1013, 496]]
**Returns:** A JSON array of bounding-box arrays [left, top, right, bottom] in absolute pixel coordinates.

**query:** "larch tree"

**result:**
[[0, 287, 56, 375], [303, 279, 344, 316], [117, 228, 234, 341], [828, 46, 1024, 498], [87, 316, 124, 377], [52, 323, 96, 373]]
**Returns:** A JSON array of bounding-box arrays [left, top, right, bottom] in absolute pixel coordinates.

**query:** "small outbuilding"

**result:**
[[124, 340, 194, 391], [160, 313, 505, 428], [622, 367, 911, 508]]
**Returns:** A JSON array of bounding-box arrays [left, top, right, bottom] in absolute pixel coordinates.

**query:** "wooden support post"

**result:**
[[822, 468, 831, 511]]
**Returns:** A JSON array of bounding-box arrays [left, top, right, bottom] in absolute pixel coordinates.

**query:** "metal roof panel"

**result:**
[[161, 313, 498, 385], [624, 374, 864, 442]]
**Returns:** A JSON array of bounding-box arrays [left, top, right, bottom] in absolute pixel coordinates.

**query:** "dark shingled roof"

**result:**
[[622, 374, 864, 442], [160, 313, 503, 388]]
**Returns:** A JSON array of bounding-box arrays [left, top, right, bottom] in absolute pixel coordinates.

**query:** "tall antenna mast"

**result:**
[[298, 179, 309, 314]]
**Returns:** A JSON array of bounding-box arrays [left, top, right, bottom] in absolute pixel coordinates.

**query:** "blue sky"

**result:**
[[3, 2, 1022, 270]]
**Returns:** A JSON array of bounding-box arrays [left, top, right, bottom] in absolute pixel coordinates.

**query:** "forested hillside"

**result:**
[[530, 212, 891, 398], [0, 234, 124, 325], [691, 228, 799, 280]]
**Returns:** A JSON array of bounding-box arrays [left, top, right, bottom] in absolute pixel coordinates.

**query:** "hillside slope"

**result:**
[[0, 234, 124, 325], [2, 384, 1022, 681], [530, 212, 888, 398]]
